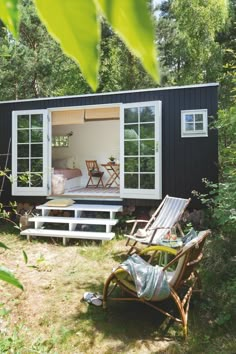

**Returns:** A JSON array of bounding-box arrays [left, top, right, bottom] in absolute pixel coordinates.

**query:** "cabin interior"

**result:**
[[51, 106, 121, 198]]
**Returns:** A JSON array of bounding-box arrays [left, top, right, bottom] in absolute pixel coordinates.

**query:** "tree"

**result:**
[[98, 22, 157, 92], [0, 0, 94, 100], [156, 0, 228, 85]]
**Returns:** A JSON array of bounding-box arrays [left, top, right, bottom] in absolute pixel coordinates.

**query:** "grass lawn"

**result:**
[[0, 224, 235, 354]]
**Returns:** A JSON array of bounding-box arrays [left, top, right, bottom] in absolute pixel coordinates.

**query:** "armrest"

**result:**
[[140, 245, 178, 256], [125, 219, 149, 237], [126, 219, 148, 224]]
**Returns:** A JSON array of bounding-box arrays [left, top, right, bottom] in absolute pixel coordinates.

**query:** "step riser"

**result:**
[[29, 217, 118, 225]]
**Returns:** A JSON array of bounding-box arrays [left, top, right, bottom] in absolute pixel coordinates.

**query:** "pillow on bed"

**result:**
[[45, 199, 75, 207]]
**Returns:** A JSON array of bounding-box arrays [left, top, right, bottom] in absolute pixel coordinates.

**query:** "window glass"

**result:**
[[140, 174, 155, 189], [185, 114, 194, 123], [124, 125, 139, 140], [17, 115, 29, 129], [125, 157, 138, 172], [140, 123, 154, 139], [181, 109, 207, 137], [124, 108, 138, 123], [140, 106, 155, 122], [195, 123, 203, 131], [124, 174, 138, 188], [185, 123, 194, 131], [195, 114, 203, 122]]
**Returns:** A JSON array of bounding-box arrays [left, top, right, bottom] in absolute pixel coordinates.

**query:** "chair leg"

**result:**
[[170, 289, 188, 338]]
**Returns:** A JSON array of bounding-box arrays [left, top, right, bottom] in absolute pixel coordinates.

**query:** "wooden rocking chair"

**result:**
[[103, 229, 211, 337], [85, 160, 104, 188]]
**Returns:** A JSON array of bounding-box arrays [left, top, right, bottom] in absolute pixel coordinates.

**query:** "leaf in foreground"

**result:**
[[0, 266, 24, 290], [34, 0, 100, 91], [0, 0, 20, 38], [0, 241, 10, 250], [95, 0, 159, 83], [22, 250, 28, 264]]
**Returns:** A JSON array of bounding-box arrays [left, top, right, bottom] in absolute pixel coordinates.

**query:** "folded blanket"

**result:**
[[119, 254, 170, 301]]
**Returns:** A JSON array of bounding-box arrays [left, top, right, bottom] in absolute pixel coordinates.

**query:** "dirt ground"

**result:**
[[0, 229, 180, 354]]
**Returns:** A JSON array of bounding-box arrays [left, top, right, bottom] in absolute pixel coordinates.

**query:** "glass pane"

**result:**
[[140, 106, 155, 122], [125, 174, 138, 188], [185, 114, 194, 123], [31, 159, 43, 172], [17, 159, 29, 172], [17, 173, 30, 187], [17, 115, 29, 129], [124, 125, 139, 139], [195, 114, 203, 122], [140, 123, 154, 139], [140, 140, 155, 155], [140, 157, 154, 172], [124, 141, 138, 156], [125, 157, 138, 172], [31, 173, 43, 187], [185, 123, 194, 131], [195, 123, 204, 131], [18, 130, 29, 143], [31, 129, 43, 142], [124, 108, 138, 123], [140, 174, 155, 189], [31, 114, 43, 128], [31, 144, 43, 157], [18, 144, 29, 157]]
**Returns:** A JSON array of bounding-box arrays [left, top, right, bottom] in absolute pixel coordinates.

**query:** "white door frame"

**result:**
[[12, 109, 50, 196], [120, 101, 162, 200]]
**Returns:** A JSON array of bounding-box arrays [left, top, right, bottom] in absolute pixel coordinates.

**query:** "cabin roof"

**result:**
[[0, 83, 219, 105]]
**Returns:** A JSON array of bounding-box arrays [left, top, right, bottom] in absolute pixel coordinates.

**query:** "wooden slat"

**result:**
[[20, 228, 115, 241]]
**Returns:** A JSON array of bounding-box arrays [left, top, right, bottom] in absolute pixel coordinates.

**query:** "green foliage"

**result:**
[[32, 0, 159, 90], [34, 0, 100, 91], [0, 266, 24, 290], [157, 0, 228, 85], [0, 0, 20, 37], [96, 0, 159, 84], [193, 105, 236, 328]]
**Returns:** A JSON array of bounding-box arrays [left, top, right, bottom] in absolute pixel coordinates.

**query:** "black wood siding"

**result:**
[[0, 85, 218, 206]]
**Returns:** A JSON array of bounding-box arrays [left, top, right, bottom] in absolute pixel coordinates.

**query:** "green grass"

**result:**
[[0, 225, 235, 353]]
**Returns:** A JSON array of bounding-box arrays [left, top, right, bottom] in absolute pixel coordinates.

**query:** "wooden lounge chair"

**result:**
[[125, 195, 191, 253], [103, 229, 211, 337], [85, 160, 104, 188]]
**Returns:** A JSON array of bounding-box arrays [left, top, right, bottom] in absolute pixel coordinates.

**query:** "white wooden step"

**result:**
[[37, 203, 123, 213], [29, 216, 118, 225], [20, 228, 115, 245]]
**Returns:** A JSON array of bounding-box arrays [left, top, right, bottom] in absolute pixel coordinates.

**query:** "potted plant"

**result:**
[[108, 155, 116, 164]]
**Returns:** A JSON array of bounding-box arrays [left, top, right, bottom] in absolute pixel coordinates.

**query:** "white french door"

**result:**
[[12, 109, 50, 196], [120, 101, 162, 199]]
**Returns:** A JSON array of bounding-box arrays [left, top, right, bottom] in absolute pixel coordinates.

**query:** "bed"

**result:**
[[52, 168, 82, 193]]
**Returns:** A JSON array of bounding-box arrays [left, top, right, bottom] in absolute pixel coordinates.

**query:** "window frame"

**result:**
[[181, 109, 208, 138]]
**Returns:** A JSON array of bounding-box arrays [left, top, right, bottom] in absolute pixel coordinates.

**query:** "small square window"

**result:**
[[181, 109, 208, 138]]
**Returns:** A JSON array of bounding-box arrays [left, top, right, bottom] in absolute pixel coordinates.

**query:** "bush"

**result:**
[[195, 107, 236, 328]]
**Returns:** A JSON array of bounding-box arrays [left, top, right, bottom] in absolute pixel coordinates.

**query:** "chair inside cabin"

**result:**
[[85, 160, 104, 188]]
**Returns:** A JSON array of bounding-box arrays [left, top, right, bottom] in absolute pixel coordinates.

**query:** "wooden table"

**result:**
[[102, 163, 120, 187]]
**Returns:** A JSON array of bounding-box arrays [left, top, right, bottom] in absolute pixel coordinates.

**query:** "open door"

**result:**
[[12, 109, 50, 196], [120, 101, 162, 199]]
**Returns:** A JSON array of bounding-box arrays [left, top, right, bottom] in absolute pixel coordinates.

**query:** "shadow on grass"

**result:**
[[72, 279, 183, 352]]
